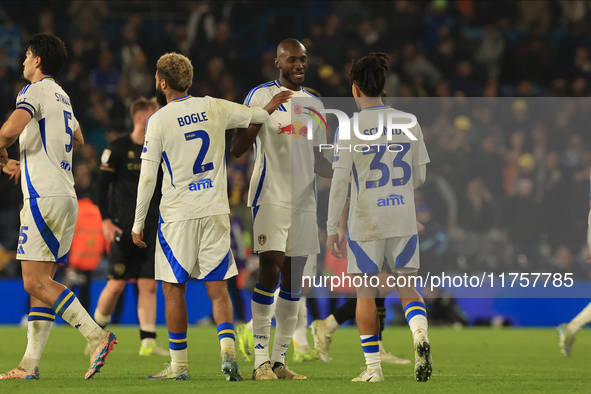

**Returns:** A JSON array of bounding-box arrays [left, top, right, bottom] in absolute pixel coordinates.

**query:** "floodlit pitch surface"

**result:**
[[0, 326, 588, 393]]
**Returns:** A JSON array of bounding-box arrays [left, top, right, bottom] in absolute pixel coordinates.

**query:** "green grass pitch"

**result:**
[[0, 326, 589, 393]]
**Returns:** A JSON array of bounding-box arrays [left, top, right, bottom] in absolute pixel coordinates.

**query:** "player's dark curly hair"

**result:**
[[348, 52, 389, 97], [25, 33, 67, 77]]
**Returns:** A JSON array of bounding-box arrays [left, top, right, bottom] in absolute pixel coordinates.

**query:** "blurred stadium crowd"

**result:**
[[0, 0, 590, 281]]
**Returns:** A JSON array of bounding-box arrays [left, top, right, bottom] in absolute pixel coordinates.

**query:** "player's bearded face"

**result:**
[[155, 82, 167, 107], [281, 56, 307, 86]]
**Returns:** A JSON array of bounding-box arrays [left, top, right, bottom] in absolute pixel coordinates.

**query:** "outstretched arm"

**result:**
[[231, 91, 293, 157]]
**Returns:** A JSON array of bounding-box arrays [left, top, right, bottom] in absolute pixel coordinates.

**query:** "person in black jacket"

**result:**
[[88, 97, 167, 357]]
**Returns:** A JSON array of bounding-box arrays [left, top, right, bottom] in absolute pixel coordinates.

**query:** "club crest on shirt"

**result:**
[[128, 150, 135, 159], [258, 234, 267, 245]]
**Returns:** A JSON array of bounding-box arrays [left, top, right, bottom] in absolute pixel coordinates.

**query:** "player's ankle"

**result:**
[[18, 357, 39, 373], [295, 345, 311, 353]]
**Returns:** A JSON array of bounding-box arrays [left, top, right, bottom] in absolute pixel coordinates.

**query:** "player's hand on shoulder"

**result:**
[[132, 230, 146, 248], [102, 219, 123, 244], [264, 91, 293, 114], [1, 159, 20, 184]]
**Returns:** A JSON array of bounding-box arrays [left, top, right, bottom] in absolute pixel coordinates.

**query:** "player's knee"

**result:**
[[106, 279, 126, 296], [22, 276, 39, 297], [259, 263, 281, 285], [137, 279, 157, 295]]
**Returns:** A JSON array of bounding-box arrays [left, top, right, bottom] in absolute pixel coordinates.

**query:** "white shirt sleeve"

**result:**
[[327, 167, 350, 236], [134, 114, 162, 234], [15, 84, 41, 118], [210, 97, 269, 129], [132, 159, 159, 234], [140, 114, 163, 163]]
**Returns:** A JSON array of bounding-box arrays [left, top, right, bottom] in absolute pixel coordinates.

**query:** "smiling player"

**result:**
[[231, 38, 333, 380]]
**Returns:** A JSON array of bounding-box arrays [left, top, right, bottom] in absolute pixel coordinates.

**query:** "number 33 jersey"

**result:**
[[141, 95, 265, 222], [16, 77, 79, 199], [333, 106, 430, 241]]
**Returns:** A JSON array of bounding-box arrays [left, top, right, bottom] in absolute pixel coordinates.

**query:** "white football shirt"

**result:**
[[141, 95, 268, 222], [16, 77, 80, 199], [333, 106, 430, 241], [245, 79, 326, 212]]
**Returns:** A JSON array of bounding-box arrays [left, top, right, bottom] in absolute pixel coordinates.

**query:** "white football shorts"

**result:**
[[303, 254, 317, 278], [17, 196, 77, 264], [252, 204, 320, 257], [155, 214, 238, 283], [347, 234, 420, 275]]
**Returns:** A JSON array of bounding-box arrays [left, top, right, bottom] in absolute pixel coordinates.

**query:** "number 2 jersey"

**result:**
[[140, 95, 269, 222], [16, 77, 79, 199], [333, 106, 430, 242]]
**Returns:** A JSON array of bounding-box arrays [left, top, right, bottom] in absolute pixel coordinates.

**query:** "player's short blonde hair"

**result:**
[[156, 52, 193, 92], [129, 96, 158, 118]]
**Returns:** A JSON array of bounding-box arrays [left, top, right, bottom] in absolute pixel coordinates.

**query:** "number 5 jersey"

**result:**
[[16, 77, 79, 199]]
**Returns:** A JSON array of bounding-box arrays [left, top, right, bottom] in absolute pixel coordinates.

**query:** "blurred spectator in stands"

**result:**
[[566, 47, 591, 82], [416, 172, 459, 231], [89, 50, 121, 98], [69, 0, 109, 31], [475, 24, 505, 80], [505, 178, 540, 268], [384, 51, 402, 96], [422, 0, 454, 52], [471, 133, 505, 200], [195, 57, 224, 98], [515, 22, 549, 85], [81, 90, 111, 153], [206, 22, 239, 75], [540, 151, 568, 250], [403, 43, 441, 89], [120, 16, 145, 75], [517, 0, 551, 33], [559, 1, 590, 26], [460, 178, 497, 233], [548, 245, 589, 279], [219, 73, 238, 102], [109, 80, 134, 133], [184, 0, 215, 58], [416, 202, 448, 274], [566, 162, 591, 251], [429, 35, 458, 81], [38, 10, 55, 35], [61, 60, 89, 114], [390, 0, 423, 48], [74, 162, 98, 204], [125, 52, 152, 99], [450, 60, 480, 97]]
